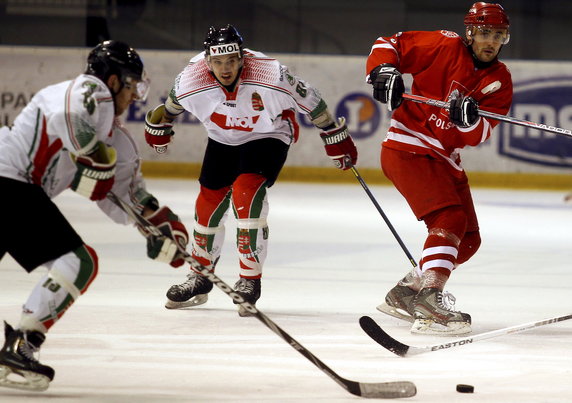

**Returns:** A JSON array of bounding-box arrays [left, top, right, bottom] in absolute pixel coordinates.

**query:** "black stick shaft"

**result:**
[[106, 192, 416, 399], [349, 166, 417, 268], [402, 93, 572, 137]]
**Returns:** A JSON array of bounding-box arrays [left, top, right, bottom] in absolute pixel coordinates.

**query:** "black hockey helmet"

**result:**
[[85, 40, 149, 99], [204, 24, 243, 57]]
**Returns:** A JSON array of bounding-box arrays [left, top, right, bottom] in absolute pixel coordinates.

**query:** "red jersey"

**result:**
[[367, 30, 513, 175]]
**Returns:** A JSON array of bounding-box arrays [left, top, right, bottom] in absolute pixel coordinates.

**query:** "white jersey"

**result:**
[[172, 49, 326, 145], [0, 74, 150, 224], [0, 74, 114, 194]]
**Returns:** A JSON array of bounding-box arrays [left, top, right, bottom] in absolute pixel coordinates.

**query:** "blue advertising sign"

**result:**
[[297, 92, 382, 140], [498, 77, 572, 167]]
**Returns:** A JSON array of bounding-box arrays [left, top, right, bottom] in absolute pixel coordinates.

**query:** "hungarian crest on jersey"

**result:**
[[251, 91, 264, 111]]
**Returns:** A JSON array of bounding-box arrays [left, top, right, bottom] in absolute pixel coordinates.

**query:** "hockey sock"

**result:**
[[232, 173, 268, 278], [192, 186, 231, 269], [420, 206, 467, 288]]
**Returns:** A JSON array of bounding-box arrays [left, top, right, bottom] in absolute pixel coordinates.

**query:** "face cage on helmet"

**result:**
[[467, 25, 510, 45]]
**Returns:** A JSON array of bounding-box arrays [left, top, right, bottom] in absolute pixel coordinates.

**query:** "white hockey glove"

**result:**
[[145, 206, 189, 268], [370, 64, 404, 111], [448, 89, 479, 128], [145, 104, 174, 154], [70, 141, 116, 201]]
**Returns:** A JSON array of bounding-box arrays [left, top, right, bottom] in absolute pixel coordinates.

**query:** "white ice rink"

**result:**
[[1, 178, 571, 402]]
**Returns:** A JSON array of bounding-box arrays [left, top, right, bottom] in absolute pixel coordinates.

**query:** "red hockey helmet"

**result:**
[[464, 2, 509, 29], [465, 3, 510, 45]]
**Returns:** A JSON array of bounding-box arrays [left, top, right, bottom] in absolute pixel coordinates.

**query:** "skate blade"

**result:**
[[165, 294, 208, 309], [411, 318, 472, 336], [376, 303, 414, 323], [0, 365, 50, 392]]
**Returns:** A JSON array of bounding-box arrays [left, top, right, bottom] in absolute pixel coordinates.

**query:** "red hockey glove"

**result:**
[[146, 206, 189, 268], [448, 89, 479, 128], [145, 104, 174, 154], [319, 117, 358, 170], [70, 141, 116, 201]]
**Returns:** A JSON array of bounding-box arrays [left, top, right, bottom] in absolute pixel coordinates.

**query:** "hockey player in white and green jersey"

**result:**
[[0, 40, 189, 392], [144, 24, 358, 316]]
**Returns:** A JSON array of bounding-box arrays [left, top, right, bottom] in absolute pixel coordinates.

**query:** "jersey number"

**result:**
[[82, 83, 97, 115], [42, 278, 61, 293], [295, 83, 307, 97]]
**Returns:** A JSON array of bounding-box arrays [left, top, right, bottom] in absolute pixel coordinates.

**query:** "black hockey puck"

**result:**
[[456, 384, 474, 393]]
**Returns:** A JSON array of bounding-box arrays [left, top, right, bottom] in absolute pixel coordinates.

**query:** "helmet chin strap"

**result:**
[[108, 78, 125, 115]]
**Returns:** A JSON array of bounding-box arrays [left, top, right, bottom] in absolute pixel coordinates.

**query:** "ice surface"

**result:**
[[1, 179, 570, 402]]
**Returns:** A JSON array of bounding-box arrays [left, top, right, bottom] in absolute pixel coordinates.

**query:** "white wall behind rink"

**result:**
[[1, 46, 572, 177]]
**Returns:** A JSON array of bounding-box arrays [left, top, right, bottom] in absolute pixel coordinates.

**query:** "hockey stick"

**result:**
[[347, 162, 417, 268], [359, 314, 572, 357], [106, 192, 416, 399], [402, 93, 572, 137]]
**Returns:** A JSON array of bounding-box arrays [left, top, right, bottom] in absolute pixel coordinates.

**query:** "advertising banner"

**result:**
[[1, 46, 571, 177]]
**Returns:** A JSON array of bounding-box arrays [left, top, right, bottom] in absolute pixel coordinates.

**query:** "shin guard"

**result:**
[[20, 245, 98, 332], [232, 174, 269, 278], [192, 186, 231, 270]]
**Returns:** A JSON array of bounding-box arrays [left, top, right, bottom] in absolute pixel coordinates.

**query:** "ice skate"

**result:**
[[411, 288, 472, 335], [165, 271, 213, 309], [377, 284, 417, 323], [0, 321, 54, 392], [233, 278, 261, 317], [377, 271, 420, 323]]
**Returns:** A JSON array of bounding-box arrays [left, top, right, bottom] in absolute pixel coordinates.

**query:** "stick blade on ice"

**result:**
[[356, 380, 417, 398], [360, 316, 412, 357], [360, 314, 572, 358]]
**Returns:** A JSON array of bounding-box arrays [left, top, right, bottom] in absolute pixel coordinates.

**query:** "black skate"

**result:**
[[233, 278, 261, 317], [0, 321, 54, 391], [165, 271, 213, 309], [412, 288, 472, 335]]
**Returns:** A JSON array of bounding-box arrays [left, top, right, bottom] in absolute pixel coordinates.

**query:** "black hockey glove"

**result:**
[[448, 89, 479, 128], [369, 64, 404, 111]]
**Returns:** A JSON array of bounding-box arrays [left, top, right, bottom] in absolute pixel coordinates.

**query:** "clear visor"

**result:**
[[124, 71, 150, 101], [470, 26, 510, 45]]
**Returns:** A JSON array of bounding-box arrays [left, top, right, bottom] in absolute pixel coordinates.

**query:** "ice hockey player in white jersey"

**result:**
[[0, 40, 189, 392], [144, 24, 358, 316]]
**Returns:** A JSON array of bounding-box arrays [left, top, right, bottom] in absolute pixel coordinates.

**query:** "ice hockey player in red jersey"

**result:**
[[0, 41, 188, 391], [144, 24, 358, 316], [366, 3, 513, 335]]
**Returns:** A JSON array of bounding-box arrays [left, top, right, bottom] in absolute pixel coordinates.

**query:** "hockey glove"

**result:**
[[70, 141, 116, 201], [319, 117, 358, 170], [145, 104, 174, 154], [370, 64, 404, 111], [448, 89, 479, 128], [145, 206, 189, 268]]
